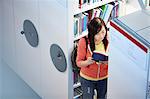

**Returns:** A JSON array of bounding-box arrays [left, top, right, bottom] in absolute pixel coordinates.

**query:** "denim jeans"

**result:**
[[80, 77, 107, 99]]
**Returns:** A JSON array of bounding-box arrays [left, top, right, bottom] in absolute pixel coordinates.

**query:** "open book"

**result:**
[[92, 51, 108, 62]]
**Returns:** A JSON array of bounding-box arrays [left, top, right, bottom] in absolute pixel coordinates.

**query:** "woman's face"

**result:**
[[94, 25, 106, 45]]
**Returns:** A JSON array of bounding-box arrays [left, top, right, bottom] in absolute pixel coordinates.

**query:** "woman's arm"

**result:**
[[76, 38, 95, 67], [77, 57, 95, 67]]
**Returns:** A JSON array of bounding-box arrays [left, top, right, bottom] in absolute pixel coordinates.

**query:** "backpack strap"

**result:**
[[83, 36, 88, 53]]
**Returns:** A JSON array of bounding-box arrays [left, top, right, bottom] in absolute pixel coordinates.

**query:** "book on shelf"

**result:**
[[101, 4, 114, 24], [79, 0, 102, 9], [106, 1, 120, 23], [73, 87, 82, 99], [74, 1, 121, 40], [74, 17, 80, 37], [91, 8, 101, 19], [82, 13, 88, 32], [74, 13, 88, 38], [79, 0, 87, 8]]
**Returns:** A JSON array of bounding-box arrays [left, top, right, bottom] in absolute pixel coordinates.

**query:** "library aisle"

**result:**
[[0, 0, 150, 99]]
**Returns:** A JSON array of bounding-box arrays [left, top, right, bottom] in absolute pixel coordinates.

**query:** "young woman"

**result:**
[[76, 17, 109, 99]]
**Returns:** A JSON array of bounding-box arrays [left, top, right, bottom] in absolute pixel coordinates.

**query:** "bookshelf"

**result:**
[[68, 0, 125, 98], [1, 0, 148, 98], [73, 0, 121, 41], [73, 0, 116, 15]]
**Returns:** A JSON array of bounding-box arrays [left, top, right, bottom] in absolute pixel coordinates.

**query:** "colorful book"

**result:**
[[102, 4, 114, 24]]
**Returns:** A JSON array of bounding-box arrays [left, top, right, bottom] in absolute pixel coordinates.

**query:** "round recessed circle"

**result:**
[[50, 44, 67, 72], [22, 20, 39, 47]]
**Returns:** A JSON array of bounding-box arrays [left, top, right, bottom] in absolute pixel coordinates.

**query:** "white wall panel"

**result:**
[[2, 0, 72, 98], [39, 0, 69, 98], [14, 0, 42, 97], [108, 22, 149, 99], [1, 0, 16, 69]]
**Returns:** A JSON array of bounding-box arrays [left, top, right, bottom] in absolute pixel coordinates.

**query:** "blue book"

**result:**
[[92, 51, 108, 62]]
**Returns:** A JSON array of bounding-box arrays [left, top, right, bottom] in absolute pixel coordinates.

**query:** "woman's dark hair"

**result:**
[[87, 17, 108, 52]]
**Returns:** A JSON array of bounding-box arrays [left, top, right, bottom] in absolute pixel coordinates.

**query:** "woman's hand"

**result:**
[[96, 60, 108, 65], [78, 57, 95, 67], [101, 61, 108, 64], [86, 57, 95, 65]]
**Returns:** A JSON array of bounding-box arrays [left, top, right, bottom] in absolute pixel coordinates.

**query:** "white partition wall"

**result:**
[[1, 0, 73, 98], [39, 0, 69, 98], [0, 1, 41, 98], [1, 0, 16, 69], [108, 22, 148, 99], [13, 0, 42, 97], [108, 10, 150, 99]]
